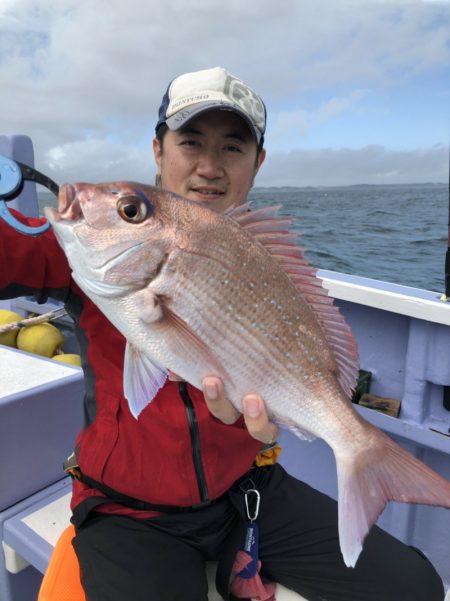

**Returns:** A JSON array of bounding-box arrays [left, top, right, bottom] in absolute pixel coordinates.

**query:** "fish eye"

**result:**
[[116, 195, 148, 223]]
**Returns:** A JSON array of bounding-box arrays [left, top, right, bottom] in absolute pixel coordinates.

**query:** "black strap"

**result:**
[[14, 159, 59, 198], [74, 470, 217, 515]]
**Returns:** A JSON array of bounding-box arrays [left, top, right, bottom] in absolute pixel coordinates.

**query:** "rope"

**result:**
[[0, 307, 67, 333]]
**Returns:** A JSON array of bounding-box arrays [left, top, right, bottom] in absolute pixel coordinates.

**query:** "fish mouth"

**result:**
[[44, 183, 148, 271], [44, 183, 84, 225], [44, 183, 157, 287]]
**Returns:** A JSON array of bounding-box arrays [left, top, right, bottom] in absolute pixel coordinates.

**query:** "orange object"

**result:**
[[254, 445, 282, 467], [38, 525, 86, 601]]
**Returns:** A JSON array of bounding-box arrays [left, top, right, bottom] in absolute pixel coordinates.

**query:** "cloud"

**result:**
[[44, 137, 155, 184], [270, 90, 370, 140], [0, 0, 448, 186], [257, 144, 448, 187]]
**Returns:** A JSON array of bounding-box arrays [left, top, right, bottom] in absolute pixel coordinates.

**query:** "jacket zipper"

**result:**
[[178, 381, 209, 503]]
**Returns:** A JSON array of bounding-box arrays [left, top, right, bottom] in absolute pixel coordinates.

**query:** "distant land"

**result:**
[[252, 182, 447, 191]]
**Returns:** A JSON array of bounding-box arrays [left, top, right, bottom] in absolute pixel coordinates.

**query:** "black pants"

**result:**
[[73, 464, 445, 601]]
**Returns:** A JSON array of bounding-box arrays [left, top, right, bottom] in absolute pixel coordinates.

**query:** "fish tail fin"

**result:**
[[336, 429, 450, 568]]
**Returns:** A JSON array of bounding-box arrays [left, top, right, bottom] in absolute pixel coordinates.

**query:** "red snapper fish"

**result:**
[[44, 182, 450, 568]]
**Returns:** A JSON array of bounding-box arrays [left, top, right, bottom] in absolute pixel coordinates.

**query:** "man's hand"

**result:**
[[202, 375, 279, 445]]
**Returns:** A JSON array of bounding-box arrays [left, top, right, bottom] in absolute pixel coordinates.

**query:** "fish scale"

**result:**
[[170, 235, 329, 415], [45, 181, 450, 569]]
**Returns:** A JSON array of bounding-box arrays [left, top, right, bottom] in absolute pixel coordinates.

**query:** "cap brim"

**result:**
[[165, 101, 262, 143]]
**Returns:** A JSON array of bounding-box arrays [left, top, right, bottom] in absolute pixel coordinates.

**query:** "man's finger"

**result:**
[[202, 376, 240, 424], [242, 394, 279, 445]]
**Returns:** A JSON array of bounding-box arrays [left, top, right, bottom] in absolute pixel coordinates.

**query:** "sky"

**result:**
[[0, 0, 449, 188]]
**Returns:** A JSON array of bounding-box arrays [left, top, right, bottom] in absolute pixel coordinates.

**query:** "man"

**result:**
[[1, 67, 445, 601], [152, 67, 275, 444]]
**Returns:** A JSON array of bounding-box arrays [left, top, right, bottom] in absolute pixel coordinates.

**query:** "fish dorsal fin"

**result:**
[[224, 202, 251, 218], [228, 203, 359, 397]]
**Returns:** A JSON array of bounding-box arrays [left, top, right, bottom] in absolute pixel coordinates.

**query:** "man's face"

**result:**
[[153, 110, 266, 213]]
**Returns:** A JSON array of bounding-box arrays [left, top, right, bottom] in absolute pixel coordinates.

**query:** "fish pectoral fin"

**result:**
[[124, 342, 168, 418], [160, 305, 229, 382]]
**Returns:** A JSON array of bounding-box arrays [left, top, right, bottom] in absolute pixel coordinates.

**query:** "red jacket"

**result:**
[[0, 212, 262, 523]]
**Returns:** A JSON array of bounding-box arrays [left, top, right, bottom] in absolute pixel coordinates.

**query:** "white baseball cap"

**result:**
[[156, 67, 266, 143]]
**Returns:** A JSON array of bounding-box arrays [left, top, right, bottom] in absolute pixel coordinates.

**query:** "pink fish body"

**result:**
[[45, 182, 450, 568]]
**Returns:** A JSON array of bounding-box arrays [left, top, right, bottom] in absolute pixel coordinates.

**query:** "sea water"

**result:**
[[39, 183, 448, 293], [249, 183, 448, 293]]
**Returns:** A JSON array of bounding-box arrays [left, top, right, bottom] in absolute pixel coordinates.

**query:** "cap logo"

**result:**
[[172, 108, 197, 124], [223, 74, 265, 128], [171, 94, 210, 112]]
